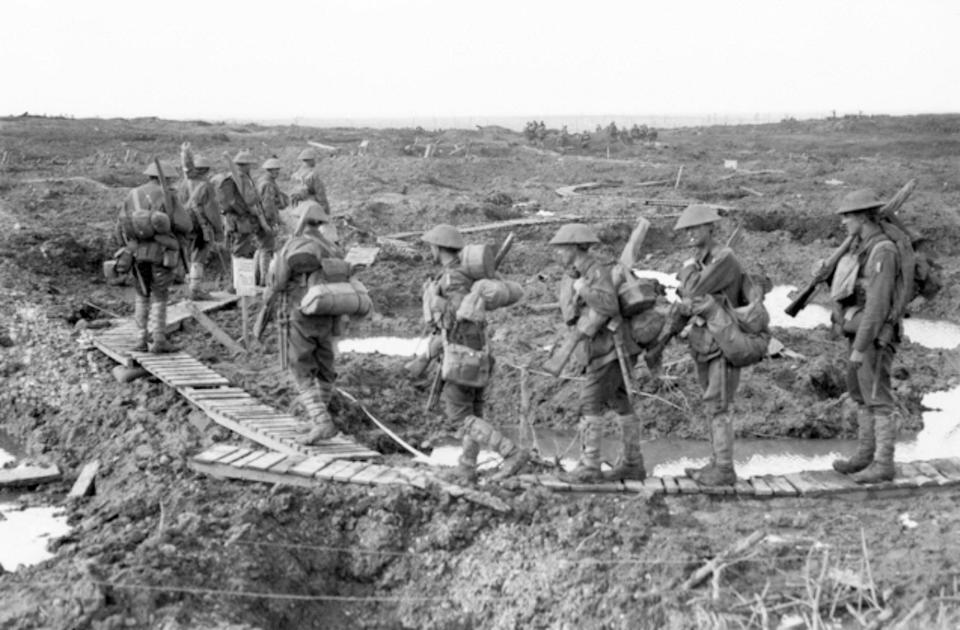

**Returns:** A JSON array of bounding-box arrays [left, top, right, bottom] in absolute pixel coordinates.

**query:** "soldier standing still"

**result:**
[[547, 223, 646, 483], [179, 147, 223, 300], [291, 148, 339, 247], [262, 201, 347, 444], [116, 161, 193, 353], [421, 224, 528, 483], [653, 205, 747, 486], [827, 189, 903, 484], [257, 157, 289, 278]]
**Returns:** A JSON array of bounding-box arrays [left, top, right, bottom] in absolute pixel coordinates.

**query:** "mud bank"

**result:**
[[2, 114, 960, 628]]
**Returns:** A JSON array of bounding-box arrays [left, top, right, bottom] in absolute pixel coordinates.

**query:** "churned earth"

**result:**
[[1, 114, 960, 628]]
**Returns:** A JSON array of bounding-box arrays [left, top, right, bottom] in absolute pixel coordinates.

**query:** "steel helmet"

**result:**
[[837, 189, 884, 214], [142, 161, 179, 178], [674, 204, 722, 231], [262, 157, 282, 170], [298, 148, 319, 161], [192, 155, 211, 169], [233, 150, 257, 164], [548, 223, 600, 245], [293, 200, 330, 236], [421, 224, 465, 249]]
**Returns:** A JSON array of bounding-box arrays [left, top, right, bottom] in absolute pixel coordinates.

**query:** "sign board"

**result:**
[[232, 256, 259, 296], [344, 246, 380, 267]]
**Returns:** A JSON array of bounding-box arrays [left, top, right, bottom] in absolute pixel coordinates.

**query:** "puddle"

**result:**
[[0, 504, 71, 570], [338, 336, 430, 357]]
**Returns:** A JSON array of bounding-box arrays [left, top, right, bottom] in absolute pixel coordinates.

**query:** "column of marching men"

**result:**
[[111, 151, 915, 487]]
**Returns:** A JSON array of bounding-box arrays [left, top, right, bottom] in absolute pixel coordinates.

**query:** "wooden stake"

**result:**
[[241, 296, 249, 348], [674, 165, 684, 189], [185, 302, 245, 356]]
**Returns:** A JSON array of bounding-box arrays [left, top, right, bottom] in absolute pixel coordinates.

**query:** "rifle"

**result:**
[[425, 233, 517, 412], [253, 287, 279, 341], [222, 152, 271, 235], [154, 158, 189, 276], [609, 317, 642, 409], [785, 179, 916, 317]]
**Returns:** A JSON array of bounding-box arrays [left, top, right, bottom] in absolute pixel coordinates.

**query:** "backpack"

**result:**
[[877, 218, 941, 318], [700, 273, 772, 367], [611, 264, 667, 348]]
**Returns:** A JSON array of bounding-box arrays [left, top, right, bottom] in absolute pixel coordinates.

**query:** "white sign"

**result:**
[[232, 256, 259, 296], [344, 246, 380, 267]]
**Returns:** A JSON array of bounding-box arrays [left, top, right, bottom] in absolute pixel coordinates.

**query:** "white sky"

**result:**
[[2, 0, 958, 122]]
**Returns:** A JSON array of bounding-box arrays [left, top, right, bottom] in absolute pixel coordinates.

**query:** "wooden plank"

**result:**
[[266, 454, 306, 474], [232, 450, 271, 469], [804, 469, 863, 495], [350, 464, 390, 485], [330, 461, 371, 483], [929, 458, 960, 481], [746, 477, 774, 497], [765, 476, 800, 497], [641, 477, 665, 494], [244, 452, 287, 471], [660, 476, 681, 495], [185, 301, 246, 356], [537, 474, 571, 491], [188, 460, 315, 489], [366, 467, 414, 487], [734, 479, 756, 497], [68, 460, 100, 498], [314, 459, 357, 481], [216, 448, 253, 465], [675, 476, 700, 495], [290, 456, 337, 478], [913, 461, 953, 485], [0, 464, 61, 487], [783, 472, 826, 497], [898, 462, 936, 487], [193, 444, 240, 464]]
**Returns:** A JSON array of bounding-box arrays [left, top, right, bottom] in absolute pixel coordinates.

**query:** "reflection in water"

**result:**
[[0, 505, 71, 570], [338, 336, 429, 357]]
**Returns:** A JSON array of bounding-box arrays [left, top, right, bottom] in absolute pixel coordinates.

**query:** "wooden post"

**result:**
[[241, 296, 249, 348], [674, 165, 684, 189]]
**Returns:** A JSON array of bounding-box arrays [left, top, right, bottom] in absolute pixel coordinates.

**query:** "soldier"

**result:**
[[257, 157, 289, 281], [179, 146, 224, 300], [116, 161, 193, 353], [828, 189, 903, 484], [217, 151, 276, 271], [421, 224, 528, 483], [262, 201, 346, 444], [547, 223, 646, 483], [651, 205, 747, 486], [291, 148, 339, 245]]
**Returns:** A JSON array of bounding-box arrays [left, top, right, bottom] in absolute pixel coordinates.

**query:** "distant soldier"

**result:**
[[115, 161, 193, 353], [262, 201, 346, 444], [546, 223, 646, 483], [421, 224, 528, 483], [290, 148, 339, 244], [179, 145, 223, 300], [648, 205, 748, 486], [256, 157, 289, 281], [216, 151, 275, 262], [827, 189, 903, 484]]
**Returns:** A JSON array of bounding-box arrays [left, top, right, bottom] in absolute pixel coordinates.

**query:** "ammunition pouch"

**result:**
[[441, 337, 492, 388]]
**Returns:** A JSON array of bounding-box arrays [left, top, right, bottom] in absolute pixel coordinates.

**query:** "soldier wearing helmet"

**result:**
[[420, 223, 529, 483], [260, 200, 348, 445], [824, 189, 902, 484], [214, 150, 277, 285], [290, 147, 330, 212], [114, 160, 193, 353], [255, 156, 290, 279], [178, 143, 224, 300], [653, 204, 747, 486], [547, 223, 646, 483]]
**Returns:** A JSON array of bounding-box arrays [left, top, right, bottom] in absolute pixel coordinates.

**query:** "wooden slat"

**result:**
[[314, 459, 356, 480], [193, 444, 240, 464], [68, 460, 101, 498], [734, 479, 756, 497], [350, 464, 390, 485], [641, 477, 665, 494], [537, 474, 571, 491], [267, 454, 306, 474], [898, 462, 936, 487], [746, 477, 774, 497], [803, 469, 863, 495], [232, 450, 271, 469], [783, 472, 826, 497], [929, 458, 960, 481], [675, 476, 700, 494], [913, 461, 953, 485], [243, 452, 287, 471], [765, 476, 800, 497], [330, 461, 371, 483], [660, 476, 681, 495], [290, 456, 337, 478], [0, 464, 61, 487], [217, 448, 253, 465]]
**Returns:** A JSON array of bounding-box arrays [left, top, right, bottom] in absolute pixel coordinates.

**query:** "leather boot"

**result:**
[[148, 299, 178, 353], [833, 407, 875, 474], [851, 410, 897, 484], [603, 413, 646, 481], [689, 414, 736, 486], [441, 434, 480, 484], [133, 295, 150, 352], [560, 415, 603, 483], [470, 416, 529, 481], [187, 263, 212, 301], [684, 413, 716, 479], [297, 380, 338, 444]]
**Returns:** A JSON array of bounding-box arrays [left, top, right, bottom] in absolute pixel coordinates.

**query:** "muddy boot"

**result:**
[[441, 433, 480, 485], [298, 380, 338, 445], [833, 407, 875, 474], [461, 416, 529, 481], [187, 263, 213, 301], [684, 413, 716, 479], [133, 295, 150, 352], [851, 410, 897, 484], [604, 413, 646, 481], [560, 415, 603, 483], [689, 414, 736, 486], [148, 299, 178, 353]]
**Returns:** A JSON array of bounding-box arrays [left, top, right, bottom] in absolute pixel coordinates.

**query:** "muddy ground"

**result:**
[[2, 114, 960, 628]]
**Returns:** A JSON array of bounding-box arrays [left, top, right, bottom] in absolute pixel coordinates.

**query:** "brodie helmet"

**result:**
[[421, 224, 465, 250], [548, 223, 600, 245], [674, 204, 722, 231], [837, 189, 884, 214]]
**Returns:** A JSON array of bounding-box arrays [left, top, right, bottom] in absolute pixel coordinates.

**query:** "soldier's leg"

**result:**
[[687, 357, 739, 486], [603, 363, 645, 481], [148, 266, 178, 354], [834, 342, 875, 474], [455, 408, 529, 482], [133, 264, 151, 352], [297, 324, 339, 445], [852, 345, 897, 484], [560, 366, 608, 483]]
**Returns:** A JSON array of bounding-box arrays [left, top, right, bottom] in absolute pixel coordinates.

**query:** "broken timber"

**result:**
[[0, 464, 61, 488], [385, 214, 583, 240], [184, 301, 245, 356], [68, 460, 100, 498]]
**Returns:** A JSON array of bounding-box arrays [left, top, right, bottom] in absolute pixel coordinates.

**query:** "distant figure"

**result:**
[[178, 145, 223, 300]]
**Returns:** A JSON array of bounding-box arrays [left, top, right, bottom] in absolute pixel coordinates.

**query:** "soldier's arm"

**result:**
[[308, 172, 331, 213], [852, 242, 898, 353], [577, 267, 620, 317], [689, 249, 743, 297]]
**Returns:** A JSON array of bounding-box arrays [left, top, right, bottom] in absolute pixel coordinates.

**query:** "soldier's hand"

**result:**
[[849, 349, 864, 366]]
